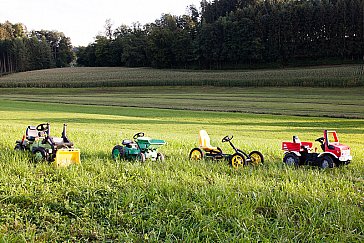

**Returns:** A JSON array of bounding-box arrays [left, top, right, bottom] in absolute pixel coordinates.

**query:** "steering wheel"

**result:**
[[133, 132, 145, 139], [315, 137, 324, 143], [222, 135, 233, 143], [36, 123, 48, 131]]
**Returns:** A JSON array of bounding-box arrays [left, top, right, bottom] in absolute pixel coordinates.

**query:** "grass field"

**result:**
[[0, 98, 363, 241], [0, 65, 363, 88], [0, 66, 363, 241]]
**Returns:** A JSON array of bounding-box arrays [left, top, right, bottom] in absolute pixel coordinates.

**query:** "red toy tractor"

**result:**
[[282, 130, 352, 168]]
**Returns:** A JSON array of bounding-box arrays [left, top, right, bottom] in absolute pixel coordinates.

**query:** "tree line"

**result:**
[[0, 21, 74, 75], [77, 0, 364, 69], [1, 0, 363, 74]]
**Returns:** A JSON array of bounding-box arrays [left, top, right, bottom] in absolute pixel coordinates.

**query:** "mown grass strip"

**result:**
[[1, 86, 363, 118]]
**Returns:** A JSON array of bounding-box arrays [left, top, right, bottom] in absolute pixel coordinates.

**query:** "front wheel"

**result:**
[[230, 153, 246, 169], [248, 151, 264, 166], [14, 144, 25, 151], [189, 148, 203, 160], [136, 153, 146, 162], [283, 153, 299, 167], [156, 152, 165, 162], [33, 148, 49, 163], [112, 145, 124, 160], [320, 155, 335, 169]]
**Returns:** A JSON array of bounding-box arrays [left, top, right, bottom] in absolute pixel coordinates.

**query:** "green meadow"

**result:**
[[0, 68, 363, 241]]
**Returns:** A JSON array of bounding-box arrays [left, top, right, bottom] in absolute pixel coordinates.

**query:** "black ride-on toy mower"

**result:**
[[189, 130, 264, 169], [112, 132, 166, 162], [15, 123, 81, 167]]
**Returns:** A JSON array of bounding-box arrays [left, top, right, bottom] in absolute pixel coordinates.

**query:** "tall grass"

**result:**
[[0, 100, 363, 241], [0, 65, 363, 88]]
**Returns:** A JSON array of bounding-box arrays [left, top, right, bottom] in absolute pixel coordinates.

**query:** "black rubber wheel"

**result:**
[[230, 153, 246, 169], [156, 152, 165, 162], [112, 145, 124, 160], [136, 153, 146, 162], [320, 155, 335, 169], [33, 147, 49, 162], [248, 151, 264, 165], [283, 153, 299, 167], [189, 148, 204, 160]]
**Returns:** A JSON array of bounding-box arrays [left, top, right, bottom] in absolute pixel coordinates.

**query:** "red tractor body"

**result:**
[[282, 130, 352, 168]]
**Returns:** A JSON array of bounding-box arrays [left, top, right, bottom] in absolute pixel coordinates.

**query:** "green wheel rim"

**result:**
[[112, 149, 120, 159], [34, 151, 43, 162]]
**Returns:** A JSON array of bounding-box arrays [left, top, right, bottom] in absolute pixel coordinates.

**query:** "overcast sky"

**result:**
[[0, 0, 202, 46]]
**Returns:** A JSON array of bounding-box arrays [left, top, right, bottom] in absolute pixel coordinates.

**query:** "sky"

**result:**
[[0, 0, 202, 46]]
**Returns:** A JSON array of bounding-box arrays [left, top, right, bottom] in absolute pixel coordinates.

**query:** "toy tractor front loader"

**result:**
[[15, 123, 81, 167]]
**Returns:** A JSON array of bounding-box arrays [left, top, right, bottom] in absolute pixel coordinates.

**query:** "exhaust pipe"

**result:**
[[47, 123, 50, 137], [62, 123, 67, 139]]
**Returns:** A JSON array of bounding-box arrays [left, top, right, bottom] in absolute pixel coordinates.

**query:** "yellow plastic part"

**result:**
[[190, 149, 203, 160], [198, 130, 220, 152], [231, 154, 244, 169], [54, 149, 81, 167]]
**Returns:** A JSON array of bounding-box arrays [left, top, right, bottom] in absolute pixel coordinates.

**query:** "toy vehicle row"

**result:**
[[14, 124, 352, 169]]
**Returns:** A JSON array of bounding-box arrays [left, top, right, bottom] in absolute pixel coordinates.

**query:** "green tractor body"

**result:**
[[112, 132, 166, 162]]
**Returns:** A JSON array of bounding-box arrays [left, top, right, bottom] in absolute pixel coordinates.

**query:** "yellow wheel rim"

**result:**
[[231, 155, 244, 169], [250, 153, 262, 165], [190, 150, 202, 160]]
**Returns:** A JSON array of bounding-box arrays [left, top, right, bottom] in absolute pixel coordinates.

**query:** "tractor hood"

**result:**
[[333, 143, 350, 151]]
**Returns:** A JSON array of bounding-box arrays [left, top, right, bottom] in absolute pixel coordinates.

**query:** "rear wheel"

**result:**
[[156, 152, 165, 162], [230, 153, 245, 169], [33, 148, 49, 163], [320, 155, 335, 169], [283, 153, 299, 167], [112, 145, 124, 160], [249, 151, 264, 165], [189, 148, 203, 160], [136, 153, 146, 162], [14, 144, 24, 151]]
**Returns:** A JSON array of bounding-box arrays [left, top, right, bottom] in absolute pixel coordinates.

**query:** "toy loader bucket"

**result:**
[[54, 149, 81, 167]]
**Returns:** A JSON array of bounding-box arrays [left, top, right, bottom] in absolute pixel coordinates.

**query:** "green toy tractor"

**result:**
[[15, 123, 81, 167], [112, 132, 166, 162]]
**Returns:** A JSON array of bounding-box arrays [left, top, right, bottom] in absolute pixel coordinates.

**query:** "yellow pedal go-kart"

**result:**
[[189, 130, 264, 169]]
